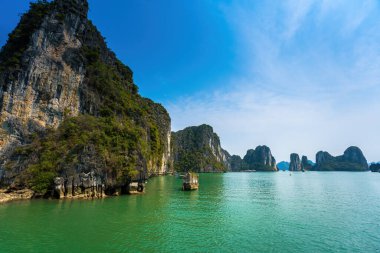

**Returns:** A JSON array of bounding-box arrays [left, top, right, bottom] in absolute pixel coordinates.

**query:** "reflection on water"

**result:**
[[0, 172, 379, 252]]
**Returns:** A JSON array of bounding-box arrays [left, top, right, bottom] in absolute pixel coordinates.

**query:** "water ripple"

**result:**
[[0, 172, 379, 252]]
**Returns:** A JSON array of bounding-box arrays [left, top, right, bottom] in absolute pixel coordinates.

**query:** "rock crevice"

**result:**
[[0, 0, 172, 200]]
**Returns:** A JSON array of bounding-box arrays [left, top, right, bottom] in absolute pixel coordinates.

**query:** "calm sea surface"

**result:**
[[0, 172, 379, 252]]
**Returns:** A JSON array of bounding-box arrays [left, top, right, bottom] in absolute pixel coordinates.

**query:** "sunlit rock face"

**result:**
[[171, 124, 230, 172], [0, 0, 172, 198], [0, 0, 89, 154]]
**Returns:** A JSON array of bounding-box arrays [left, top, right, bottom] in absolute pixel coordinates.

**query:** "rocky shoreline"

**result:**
[[0, 187, 113, 204], [0, 189, 34, 204]]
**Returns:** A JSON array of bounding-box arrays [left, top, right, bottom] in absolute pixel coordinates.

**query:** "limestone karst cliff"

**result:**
[[0, 0, 171, 198], [301, 155, 313, 171], [171, 124, 230, 172], [243, 145, 277, 171], [312, 146, 368, 171], [229, 155, 244, 171], [228, 146, 278, 171], [289, 153, 301, 171]]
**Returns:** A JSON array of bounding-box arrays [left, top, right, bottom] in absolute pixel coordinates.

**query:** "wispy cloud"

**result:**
[[166, 0, 380, 162], [319, 0, 376, 33], [283, 0, 316, 39]]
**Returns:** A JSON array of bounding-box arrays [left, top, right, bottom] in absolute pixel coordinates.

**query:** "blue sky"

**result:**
[[1, 0, 380, 162]]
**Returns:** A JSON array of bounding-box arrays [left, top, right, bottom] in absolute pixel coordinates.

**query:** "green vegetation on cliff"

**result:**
[[0, 0, 52, 71], [313, 147, 368, 171], [171, 124, 228, 173], [242, 146, 277, 171], [14, 115, 148, 192], [313, 161, 366, 171], [14, 43, 169, 193], [1, 0, 171, 194]]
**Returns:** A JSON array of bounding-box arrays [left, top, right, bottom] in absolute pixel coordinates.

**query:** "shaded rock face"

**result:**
[[0, 0, 171, 198], [370, 163, 380, 172], [301, 156, 313, 171], [229, 155, 244, 171], [289, 153, 301, 171], [243, 145, 277, 171], [316, 151, 334, 165], [342, 147, 368, 167], [171, 124, 229, 172], [313, 146, 368, 171]]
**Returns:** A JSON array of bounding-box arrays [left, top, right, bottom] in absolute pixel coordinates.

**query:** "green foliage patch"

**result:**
[[0, 0, 52, 71], [2, 0, 170, 194], [17, 42, 169, 193], [173, 146, 226, 172], [316, 161, 367, 171], [171, 126, 227, 173], [16, 115, 147, 193]]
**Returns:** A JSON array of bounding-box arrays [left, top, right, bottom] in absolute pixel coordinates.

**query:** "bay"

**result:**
[[0, 172, 379, 252]]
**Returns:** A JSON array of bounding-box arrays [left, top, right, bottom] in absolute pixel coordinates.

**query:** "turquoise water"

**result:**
[[0, 172, 379, 252]]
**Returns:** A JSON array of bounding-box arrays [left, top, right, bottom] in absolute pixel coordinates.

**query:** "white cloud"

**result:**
[[166, 0, 380, 162], [167, 81, 380, 162]]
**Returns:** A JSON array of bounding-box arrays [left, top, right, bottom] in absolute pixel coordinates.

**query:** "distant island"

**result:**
[[370, 163, 380, 172], [0, 0, 376, 203]]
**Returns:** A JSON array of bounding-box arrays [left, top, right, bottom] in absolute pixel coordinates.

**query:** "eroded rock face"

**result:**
[[313, 146, 368, 171], [243, 145, 277, 171], [0, 0, 88, 155], [0, 189, 34, 204], [53, 172, 104, 199], [289, 153, 301, 171], [171, 124, 229, 172], [0, 0, 172, 198]]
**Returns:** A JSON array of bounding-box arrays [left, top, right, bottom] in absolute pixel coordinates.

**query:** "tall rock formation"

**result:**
[[301, 155, 313, 171], [289, 153, 301, 171], [313, 146, 368, 171], [229, 155, 244, 172], [243, 145, 277, 171], [0, 0, 171, 198], [0, 0, 88, 152], [171, 124, 229, 172]]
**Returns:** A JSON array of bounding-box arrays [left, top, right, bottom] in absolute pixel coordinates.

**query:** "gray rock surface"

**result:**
[[0, 0, 88, 154], [289, 153, 301, 171], [243, 145, 277, 171], [171, 124, 229, 172], [0, 0, 172, 198]]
